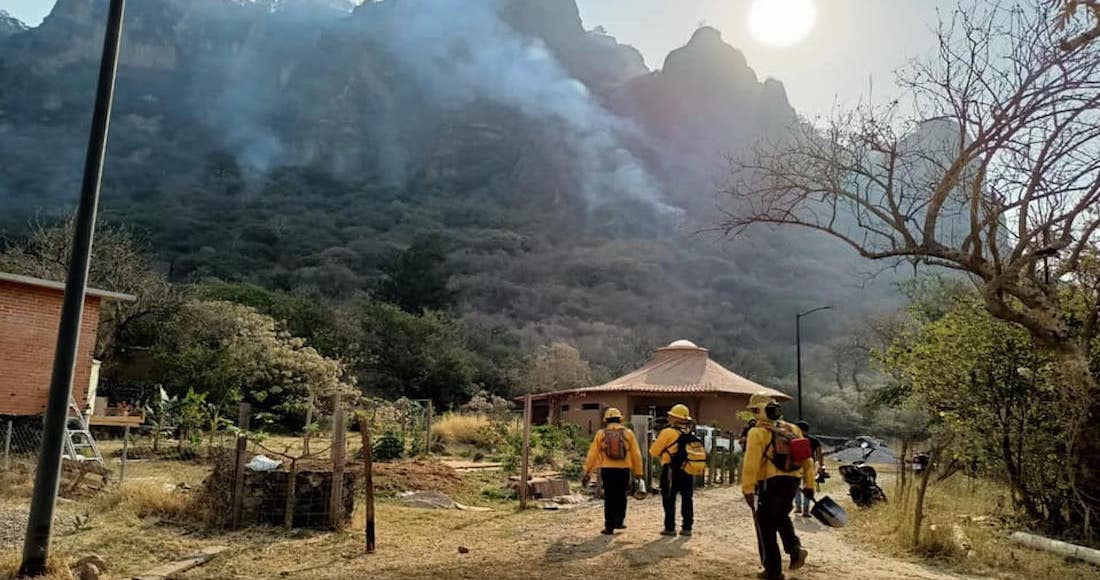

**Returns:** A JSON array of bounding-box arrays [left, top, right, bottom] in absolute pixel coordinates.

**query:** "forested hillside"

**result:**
[[0, 0, 900, 390]]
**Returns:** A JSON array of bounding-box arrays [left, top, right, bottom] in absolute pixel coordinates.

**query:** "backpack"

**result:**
[[666, 429, 707, 476], [764, 421, 812, 472], [602, 428, 628, 460]]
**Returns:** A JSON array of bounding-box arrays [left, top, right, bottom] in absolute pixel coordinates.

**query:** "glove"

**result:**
[[581, 473, 591, 487], [744, 493, 755, 508], [802, 488, 815, 502]]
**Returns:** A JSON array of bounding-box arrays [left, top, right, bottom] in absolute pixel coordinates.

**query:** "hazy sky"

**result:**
[[3, 0, 958, 118]]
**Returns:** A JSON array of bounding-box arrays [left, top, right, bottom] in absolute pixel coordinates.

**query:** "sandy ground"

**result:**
[[188, 486, 974, 580]]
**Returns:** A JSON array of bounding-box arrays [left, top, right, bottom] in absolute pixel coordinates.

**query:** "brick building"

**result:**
[[0, 272, 134, 416]]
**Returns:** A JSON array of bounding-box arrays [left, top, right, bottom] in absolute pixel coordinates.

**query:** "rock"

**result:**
[[74, 554, 108, 572], [397, 490, 456, 510], [71, 562, 102, 580], [458, 546, 470, 554]]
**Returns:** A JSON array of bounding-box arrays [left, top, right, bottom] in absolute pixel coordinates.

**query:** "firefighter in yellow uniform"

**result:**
[[583, 407, 643, 535], [741, 393, 815, 580], [648, 403, 695, 536]]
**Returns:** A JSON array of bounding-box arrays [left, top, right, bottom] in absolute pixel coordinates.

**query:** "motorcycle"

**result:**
[[838, 441, 887, 507]]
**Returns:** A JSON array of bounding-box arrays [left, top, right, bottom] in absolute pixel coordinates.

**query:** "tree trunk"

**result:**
[[912, 447, 939, 547], [897, 439, 909, 505], [1051, 343, 1098, 540]]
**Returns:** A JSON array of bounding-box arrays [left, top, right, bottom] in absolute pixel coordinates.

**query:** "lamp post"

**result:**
[[20, 0, 126, 575], [796, 305, 831, 421]]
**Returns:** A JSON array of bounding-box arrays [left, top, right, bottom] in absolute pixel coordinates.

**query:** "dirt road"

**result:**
[[202, 486, 971, 580]]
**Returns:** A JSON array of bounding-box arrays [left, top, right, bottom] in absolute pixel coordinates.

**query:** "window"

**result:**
[[560, 405, 570, 412], [581, 403, 600, 411]]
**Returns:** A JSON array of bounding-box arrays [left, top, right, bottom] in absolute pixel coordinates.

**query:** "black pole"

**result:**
[[20, 0, 126, 575]]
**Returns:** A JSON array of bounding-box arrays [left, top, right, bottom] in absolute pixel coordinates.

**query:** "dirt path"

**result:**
[[196, 486, 973, 580]]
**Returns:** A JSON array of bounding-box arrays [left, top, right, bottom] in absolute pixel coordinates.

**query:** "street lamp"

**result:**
[[796, 305, 831, 421]]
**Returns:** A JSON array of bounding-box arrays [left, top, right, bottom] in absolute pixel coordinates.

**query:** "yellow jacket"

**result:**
[[741, 420, 814, 495], [584, 423, 644, 476], [649, 426, 686, 466]]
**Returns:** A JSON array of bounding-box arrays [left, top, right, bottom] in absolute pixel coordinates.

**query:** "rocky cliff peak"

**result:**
[[662, 26, 757, 92], [0, 10, 28, 39]]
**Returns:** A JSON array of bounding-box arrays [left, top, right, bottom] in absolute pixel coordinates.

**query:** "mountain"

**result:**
[[0, 10, 27, 39], [0, 0, 899, 381]]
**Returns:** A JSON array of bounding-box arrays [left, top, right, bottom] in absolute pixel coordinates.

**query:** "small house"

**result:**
[[528, 340, 790, 435], [0, 272, 134, 417]]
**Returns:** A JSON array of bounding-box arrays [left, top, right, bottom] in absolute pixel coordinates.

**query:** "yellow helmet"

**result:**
[[603, 407, 623, 421], [668, 404, 692, 421], [746, 392, 776, 411]]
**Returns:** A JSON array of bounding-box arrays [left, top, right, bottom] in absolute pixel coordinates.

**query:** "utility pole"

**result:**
[[796, 305, 831, 421], [19, 1, 126, 575]]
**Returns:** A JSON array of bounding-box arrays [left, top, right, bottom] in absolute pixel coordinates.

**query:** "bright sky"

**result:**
[[4, 0, 958, 118], [576, 0, 959, 119]]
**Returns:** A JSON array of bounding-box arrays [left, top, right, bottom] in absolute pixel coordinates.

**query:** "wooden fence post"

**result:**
[[359, 413, 375, 554], [303, 394, 314, 456], [119, 425, 130, 484], [519, 394, 532, 509], [330, 399, 347, 530], [284, 458, 298, 530], [230, 403, 251, 529], [707, 448, 716, 486], [425, 400, 433, 456]]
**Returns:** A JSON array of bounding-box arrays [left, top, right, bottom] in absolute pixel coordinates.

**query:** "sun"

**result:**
[[747, 0, 817, 48]]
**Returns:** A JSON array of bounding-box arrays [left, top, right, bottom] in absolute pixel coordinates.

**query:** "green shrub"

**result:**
[[374, 431, 405, 462]]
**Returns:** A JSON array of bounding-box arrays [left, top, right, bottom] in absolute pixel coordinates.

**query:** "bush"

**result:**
[[431, 413, 510, 450], [374, 432, 405, 461]]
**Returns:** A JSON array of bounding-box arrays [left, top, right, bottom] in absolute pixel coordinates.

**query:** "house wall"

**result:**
[[559, 392, 629, 436], [0, 280, 102, 415], [554, 392, 753, 437]]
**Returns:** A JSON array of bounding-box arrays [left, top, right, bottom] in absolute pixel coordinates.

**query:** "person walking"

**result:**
[[582, 407, 644, 535], [794, 420, 824, 517], [742, 393, 815, 580], [649, 403, 696, 537]]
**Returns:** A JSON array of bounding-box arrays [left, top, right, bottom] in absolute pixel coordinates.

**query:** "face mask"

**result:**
[[765, 405, 781, 421]]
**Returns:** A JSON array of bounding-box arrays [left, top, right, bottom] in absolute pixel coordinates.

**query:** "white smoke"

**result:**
[[360, 0, 676, 213]]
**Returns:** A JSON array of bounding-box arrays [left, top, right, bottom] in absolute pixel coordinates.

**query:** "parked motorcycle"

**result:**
[[838, 441, 887, 507]]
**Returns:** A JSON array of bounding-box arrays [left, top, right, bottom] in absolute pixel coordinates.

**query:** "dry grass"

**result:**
[[99, 481, 196, 520], [845, 471, 1099, 580], [431, 414, 499, 448], [0, 463, 33, 499], [0, 556, 74, 580]]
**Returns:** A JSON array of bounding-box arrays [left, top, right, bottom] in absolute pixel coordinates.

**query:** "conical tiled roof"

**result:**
[[536, 340, 790, 400]]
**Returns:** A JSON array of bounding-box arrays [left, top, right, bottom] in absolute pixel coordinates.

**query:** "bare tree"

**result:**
[[0, 218, 179, 362], [721, 1, 1100, 529], [1053, 0, 1100, 49]]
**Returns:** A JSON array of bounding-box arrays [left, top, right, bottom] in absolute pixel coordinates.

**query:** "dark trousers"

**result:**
[[660, 465, 694, 531], [756, 476, 802, 577], [601, 468, 630, 530]]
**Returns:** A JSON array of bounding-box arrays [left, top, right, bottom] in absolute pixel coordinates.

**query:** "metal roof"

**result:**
[[0, 272, 137, 302]]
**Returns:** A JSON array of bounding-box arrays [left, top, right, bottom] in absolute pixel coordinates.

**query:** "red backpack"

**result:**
[[765, 421, 812, 471], [603, 429, 628, 460]]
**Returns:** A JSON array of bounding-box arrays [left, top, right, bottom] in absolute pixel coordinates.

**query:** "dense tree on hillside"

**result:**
[[352, 300, 479, 406], [376, 234, 456, 314], [723, 1, 1100, 533]]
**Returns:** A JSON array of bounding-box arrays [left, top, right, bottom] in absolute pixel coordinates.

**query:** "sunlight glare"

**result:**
[[748, 0, 818, 48]]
